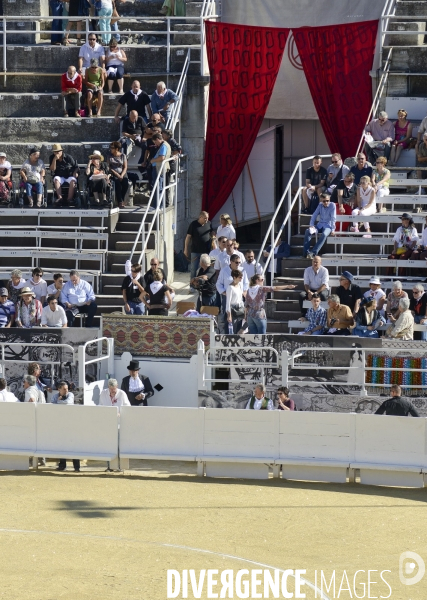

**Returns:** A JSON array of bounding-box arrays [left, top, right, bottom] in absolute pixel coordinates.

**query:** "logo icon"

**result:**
[[399, 551, 425, 586]]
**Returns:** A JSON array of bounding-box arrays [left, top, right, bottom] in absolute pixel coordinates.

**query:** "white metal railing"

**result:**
[[77, 337, 114, 403], [165, 47, 191, 140], [379, 0, 398, 58]]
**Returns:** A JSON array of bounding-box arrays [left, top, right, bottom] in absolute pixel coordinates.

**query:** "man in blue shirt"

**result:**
[[60, 270, 97, 328], [350, 153, 373, 185], [0, 287, 15, 328], [150, 133, 171, 209], [303, 193, 336, 259], [150, 82, 178, 121]]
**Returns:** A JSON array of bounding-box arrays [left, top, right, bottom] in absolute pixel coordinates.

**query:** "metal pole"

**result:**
[[166, 18, 170, 74], [281, 350, 289, 387], [287, 184, 292, 245], [270, 226, 275, 292], [77, 345, 86, 404], [3, 17, 6, 87], [200, 16, 204, 76]]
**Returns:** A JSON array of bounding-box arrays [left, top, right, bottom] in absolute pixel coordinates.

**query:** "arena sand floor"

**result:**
[[0, 460, 426, 600]]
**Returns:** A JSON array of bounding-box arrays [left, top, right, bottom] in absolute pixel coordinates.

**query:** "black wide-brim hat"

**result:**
[[127, 360, 140, 370]]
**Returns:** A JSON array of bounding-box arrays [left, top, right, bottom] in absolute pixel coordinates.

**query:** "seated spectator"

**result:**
[[375, 384, 419, 417], [25, 267, 48, 305], [210, 236, 228, 271], [245, 384, 273, 410], [386, 297, 414, 340], [297, 292, 327, 335], [216, 254, 249, 315], [372, 156, 390, 213], [325, 294, 354, 336], [353, 299, 385, 338], [144, 113, 166, 135], [326, 153, 350, 195], [105, 38, 127, 94], [120, 360, 154, 406], [0, 378, 19, 402], [15, 288, 42, 328], [122, 262, 146, 315], [350, 153, 373, 185], [411, 214, 427, 261], [61, 65, 82, 118], [49, 144, 79, 206], [41, 296, 68, 328], [276, 386, 295, 411], [416, 131, 427, 179], [0, 287, 15, 328], [150, 81, 178, 121], [302, 156, 327, 213], [409, 283, 427, 341], [385, 280, 408, 321], [23, 375, 45, 403], [114, 80, 152, 123], [242, 249, 264, 279], [85, 151, 110, 204], [299, 256, 329, 316], [365, 111, 395, 162], [216, 213, 236, 240], [20, 148, 46, 208], [191, 254, 218, 311], [262, 237, 290, 285], [184, 211, 214, 283], [7, 269, 27, 305], [0, 152, 12, 204], [389, 109, 413, 166], [335, 271, 362, 314], [60, 270, 97, 328], [303, 193, 336, 258], [107, 141, 128, 209], [332, 172, 357, 232], [84, 58, 105, 117], [363, 277, 386, 313], [120, 110, 146, 158], [77, 33, 105, 75], [350, 176, 375, 235], [144, 269, 172, 316], [46, 273, 65, 305], [388, 213, 419, 264], [51, 381, 74, 404], [245, 274, 295, 335], [99, 377, 131, 407]]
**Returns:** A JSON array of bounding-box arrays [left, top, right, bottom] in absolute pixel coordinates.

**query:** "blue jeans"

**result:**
[[25, 181, 43, 197], [124, 301, 145, 315], [247, 316, 267, 334], [303, 226, 332, 256], [353, 326, 379, 338], [190, 253, 202, 280], [111, 21, 120, 41], [196, 294, 217, 312], [98, 6, 112, 45], [50, 0, 63, 44], [414, 314, 427, 341]]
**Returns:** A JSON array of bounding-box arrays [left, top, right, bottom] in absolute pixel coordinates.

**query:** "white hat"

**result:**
[[369, 276, 381, 285]]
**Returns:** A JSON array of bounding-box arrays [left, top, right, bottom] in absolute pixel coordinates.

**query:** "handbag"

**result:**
[[231, 304, 245, 319]]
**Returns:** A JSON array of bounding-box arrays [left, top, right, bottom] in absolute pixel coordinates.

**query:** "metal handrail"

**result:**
[[165, 48, 190, 133], [379, 0, 397, 57]]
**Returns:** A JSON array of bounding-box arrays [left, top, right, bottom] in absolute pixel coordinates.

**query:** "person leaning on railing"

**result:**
[[150, 81, 178, 122]]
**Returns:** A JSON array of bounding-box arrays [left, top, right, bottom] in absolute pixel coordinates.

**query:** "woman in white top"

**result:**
[[351, 175, 376, 235], [216, 213, 236, 240], [226, 269, 245, 333], [371, 156, 390, 213], [362, 276, 386, 313], [25, 266, 48, 305], [105, 38, 127, 94], [411, 214, 427, 261], [388, 213, 419, 261]]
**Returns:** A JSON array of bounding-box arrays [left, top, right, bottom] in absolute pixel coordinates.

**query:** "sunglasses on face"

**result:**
[[331, 160, 339, 164]]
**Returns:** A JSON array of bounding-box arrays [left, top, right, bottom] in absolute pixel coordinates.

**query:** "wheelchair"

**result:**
[[0, 173, 17, 208], [50, 169, 84, 209], [82, 175, 115, 209], [15, 178, 48, 208]]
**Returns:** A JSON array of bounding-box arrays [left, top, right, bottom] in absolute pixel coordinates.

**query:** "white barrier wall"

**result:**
[[0, 403, 36, 470]]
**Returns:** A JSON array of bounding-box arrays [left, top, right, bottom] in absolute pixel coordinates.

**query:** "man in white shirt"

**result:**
[[216, 254, 249, 306], [23, 375, 45, 403], [210, 236, 228, 271], [299, 255, 330, 316], [242, 249, 263, 280], [0, 378, 18, 402], [218, 239, 245, 270], [245, 384, 274, 410], [77, 35, 105, 76], [99, 378, 131, 409], [41, 296, 68, 328]]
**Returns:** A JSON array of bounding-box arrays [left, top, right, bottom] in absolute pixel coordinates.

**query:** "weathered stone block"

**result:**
[[387, 21, 426, 46], [0, 116, 119, 142], [2, 0, 48, 16]]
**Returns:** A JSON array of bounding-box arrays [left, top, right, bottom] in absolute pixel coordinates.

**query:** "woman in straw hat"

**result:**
[[85, 150, 110, 204], [15, 287, 42, 328]]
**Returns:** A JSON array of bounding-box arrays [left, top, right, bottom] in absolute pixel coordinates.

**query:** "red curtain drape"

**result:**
[[294, 21, 378, 159], [202, 21, 290, 217]]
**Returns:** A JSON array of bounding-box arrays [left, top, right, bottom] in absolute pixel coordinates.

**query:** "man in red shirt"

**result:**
[[61, 65, 82, 118]]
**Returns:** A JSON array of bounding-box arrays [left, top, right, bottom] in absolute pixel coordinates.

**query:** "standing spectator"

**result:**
[[363, 277, 386, 313], [105, 38, 127, 94], [326, 153, 350, 194], [388, 213, 419, 262], [385, 281, 408, 321], [0, 288, 15, 328], [143, 257, 167, 288], [302, 156, 327, 213], [85, 58, 105, 117], [191, 254, 218, 311], [276, 387, 295, 411], [47, 273, 65, 306], [23, 375, 45, 403], [99, 378, 130, 408], [325, 295, 354, 336], [245, 274, 295, 334], [98, 0, 113, 45], [245, 384, 273, 410], [350, 153, 373, 185], [49, 144, 79, 206], [226, 270, 245, 333], [120, 110, 146, 158], [15, 288, 43, 328], [386, 297, 414, 340], [120, 360, 154, 406], [61, 65, 82, 118], [411, 214, 427, 261], [210, 236, 228, 271], [0, 378, 19, 402], [144, 270, 172, 316], [41, 296, 68, 328], [122, 263, 145, 315], [216, 213, 236, 240], [108, 141, 128, 208], [77, 32, 105, 75], [184, 211, 214, 284], [353, 299, 385, 338], [350, 176, 376, 235], [140, 125, 162, 190], [63, 0, 90, 46], [161, 0, 186, 16], [242, 250, 264, 279], [375, 385, 419, 417], [53, 382, 79, 472], [299, 256, 329, 316], [335, 271, 362, 314], [114, 80, 152, 123], [409, 283, 427, 341], [150, 133, 171, 206], [303, 193, 336, 259], [372, 156, 391, 213], [7, 269, 26, 305], [0, 152, 12, 204], [25, 267, 48, 306], [262, 237, 290, 285], [332, 172, 357, 233], [365, 111, 395, 161], [28, 363, 50, 396], [218, 239, 245, 271], [297, 293, 327, 335], [20, 148, 45, 208], [389, 109, 412, 166], [216, 255, 249, 314], [50, 0, 64, 45], [60, 270, 97, 327], [150, 81, 178, 122], [161, 129, 182, 203]]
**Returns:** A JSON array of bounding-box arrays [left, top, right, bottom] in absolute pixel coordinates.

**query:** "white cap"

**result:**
[[369, 276, 381, 285]]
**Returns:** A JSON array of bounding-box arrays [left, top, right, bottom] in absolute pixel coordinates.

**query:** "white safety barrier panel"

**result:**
[[34, 405, 118, 461], [0, 403, 36, 470]]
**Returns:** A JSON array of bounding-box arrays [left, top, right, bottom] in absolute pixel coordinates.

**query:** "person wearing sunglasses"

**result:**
[[76, 34, 105, 76], [409, 283, 427, 341], [349, 153, 373, 185], [326, 153, 350, 195], [122, 263, 146, 315], [365, 111, 395, 163], [303, 193, 336, 259]]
